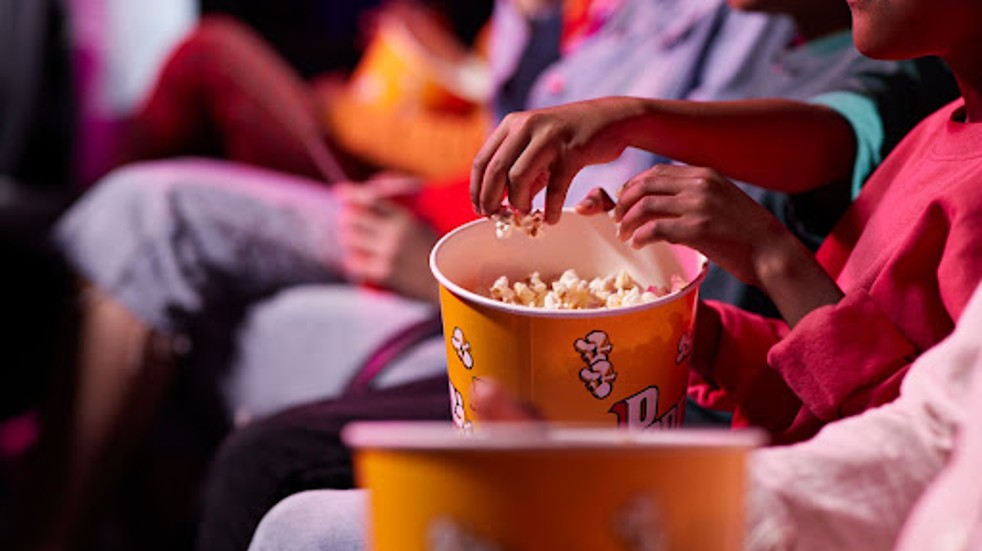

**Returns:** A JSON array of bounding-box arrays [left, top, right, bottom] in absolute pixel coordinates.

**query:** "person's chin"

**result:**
[[845, 0, 871, 9]]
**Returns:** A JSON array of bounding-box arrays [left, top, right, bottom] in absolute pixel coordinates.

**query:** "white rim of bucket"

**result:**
[[429, 213, 710, 319], [343, 421, 766, 451]]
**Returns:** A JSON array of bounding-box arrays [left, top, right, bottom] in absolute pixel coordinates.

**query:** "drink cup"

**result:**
[[429, 211, 708, 430]]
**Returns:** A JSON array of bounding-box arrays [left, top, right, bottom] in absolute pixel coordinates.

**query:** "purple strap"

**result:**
[[343, 313, 444, 396]]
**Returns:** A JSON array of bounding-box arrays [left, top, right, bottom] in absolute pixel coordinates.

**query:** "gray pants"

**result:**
[[55, 158, 447, 419], [248, 490, 367, 551]]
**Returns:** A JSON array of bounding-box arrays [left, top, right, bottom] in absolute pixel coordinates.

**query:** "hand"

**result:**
[[471, 379, 543, 422], [471, 98, 641, 224], [336, 176, 439, 303], [512, 0, 561, 18], [600, 164, 844, 325], [610, 164, 795, 288], [348, 172, 424, 198]]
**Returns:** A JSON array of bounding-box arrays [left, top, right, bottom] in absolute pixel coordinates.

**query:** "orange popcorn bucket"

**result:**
[[344, 421, 764, 551], [429, 211, 708, 430], [345, 4, 490, 114]]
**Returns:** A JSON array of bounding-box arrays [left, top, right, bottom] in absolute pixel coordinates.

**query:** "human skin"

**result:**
[[847, 0, 982, 122], [468, 0, 982, 328]]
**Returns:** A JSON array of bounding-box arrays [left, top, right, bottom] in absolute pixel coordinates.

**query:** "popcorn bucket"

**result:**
[[429, 211, 708, 430], [346, 5, 490, 114], [343, 421, 764, 551]]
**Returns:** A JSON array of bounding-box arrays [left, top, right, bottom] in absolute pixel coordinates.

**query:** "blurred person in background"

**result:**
[[116, 0, 495, 184], [3, 1, 496, 549]]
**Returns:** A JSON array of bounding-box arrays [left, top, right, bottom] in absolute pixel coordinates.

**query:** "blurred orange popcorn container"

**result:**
[[429, 211, 708, 430], [344, 421, 763, 551], [346, 4, 490, 114]]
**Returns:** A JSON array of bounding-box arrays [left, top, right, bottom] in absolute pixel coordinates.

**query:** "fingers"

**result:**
[[480, 131, 537, 216], [627, 216, 703, 249], [336, 184, 403, 214], [362, 173, 422, 198], [470, 122, 512, 215], [612, 164, 694, 222], [340, 248, 385, 283], [337, 197, 400, 281], [612, 165, 729, 249], [471, 113, 568, 220], [507, 138, 552, 214], [543, 164, 576, 224], [574, 187, 616, 215], [470, 379, 544, 422]]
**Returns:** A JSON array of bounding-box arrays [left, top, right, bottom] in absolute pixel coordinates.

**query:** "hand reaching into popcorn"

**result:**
[[576, 165, 839, 326], [469, 97, 856, 224], [336, 174, 441, 303], [470, 97, 855, 326]]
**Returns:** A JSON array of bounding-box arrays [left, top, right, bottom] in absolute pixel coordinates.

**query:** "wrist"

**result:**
[[598, 97, 659, 152], [752, 230, 805, 291], [752, 229, 843, 326]]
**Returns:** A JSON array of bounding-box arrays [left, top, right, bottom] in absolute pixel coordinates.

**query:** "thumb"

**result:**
[[574, 187, 616, 216], [470, 379, 543, 422]]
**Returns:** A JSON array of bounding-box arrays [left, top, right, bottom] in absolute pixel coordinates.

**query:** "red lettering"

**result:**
[[609, 386, 685, 429]]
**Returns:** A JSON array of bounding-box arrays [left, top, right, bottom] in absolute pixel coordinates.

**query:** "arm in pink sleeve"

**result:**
[[770, 202, 982, 423], [767, 289, 918, 422], [689, 300, 800, 434]]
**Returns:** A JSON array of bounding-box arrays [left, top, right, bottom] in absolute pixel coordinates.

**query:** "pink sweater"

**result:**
[[689, 99, 982, 443]]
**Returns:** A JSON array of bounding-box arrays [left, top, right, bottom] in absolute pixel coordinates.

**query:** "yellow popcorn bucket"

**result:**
[[345, 4, 490, 114], [344, 421, 764, 551], [429, 211, 708, 430]]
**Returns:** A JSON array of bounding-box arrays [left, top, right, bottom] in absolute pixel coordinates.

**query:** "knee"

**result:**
[[203, 420, 286, 503], [56, 164, 168, 241], [248, 490, 368, 551], [177, 14, 273, 67], [78, 163, 193, 226]]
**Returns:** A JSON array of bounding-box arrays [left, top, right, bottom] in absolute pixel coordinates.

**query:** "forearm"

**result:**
[[751, 225, 844, 327], [605, 97, 858, 193], [510, 0, 561, 19]]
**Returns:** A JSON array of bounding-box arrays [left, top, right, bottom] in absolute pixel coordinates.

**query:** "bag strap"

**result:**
[[343, 313, 444, 396]]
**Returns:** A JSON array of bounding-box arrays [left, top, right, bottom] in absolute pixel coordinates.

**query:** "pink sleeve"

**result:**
[[936, 200, 982, 324], [767, 198, 982, 426], [689, 300, 801, 434], [768, 289, 918, 422]]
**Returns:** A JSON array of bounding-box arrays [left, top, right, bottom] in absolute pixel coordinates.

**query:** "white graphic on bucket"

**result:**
[[429, 517, 504, 551], [451, 327, 474, 369], [608, 386, 684, 429], [575, 330, 617, 399], [676, 330, 693, 366], [448, 380, 473, 432], [614, 496, 667, 551]]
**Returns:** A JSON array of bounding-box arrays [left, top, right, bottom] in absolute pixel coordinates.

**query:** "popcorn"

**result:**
[[487, 269, 686, 310], [493, 209, 545, 239]]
